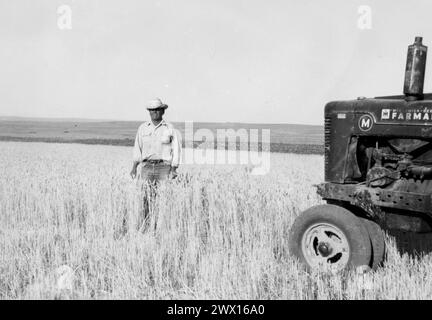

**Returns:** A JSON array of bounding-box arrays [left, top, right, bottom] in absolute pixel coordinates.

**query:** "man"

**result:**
[[129, 98, 181, 232], [130, 98, 181, 182]]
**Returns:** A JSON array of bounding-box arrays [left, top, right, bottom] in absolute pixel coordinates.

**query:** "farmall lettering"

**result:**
[[381, 107, 432, 123]]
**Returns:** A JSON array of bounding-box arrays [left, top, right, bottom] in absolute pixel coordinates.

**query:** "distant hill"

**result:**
[[0, 116, 113, 122], [0, 117, 324, 154]]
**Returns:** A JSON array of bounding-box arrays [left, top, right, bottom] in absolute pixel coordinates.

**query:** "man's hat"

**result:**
[[146, 98, 168, 110]]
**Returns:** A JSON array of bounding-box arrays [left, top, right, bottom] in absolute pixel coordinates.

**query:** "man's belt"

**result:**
[[143, 159, 166, 164]]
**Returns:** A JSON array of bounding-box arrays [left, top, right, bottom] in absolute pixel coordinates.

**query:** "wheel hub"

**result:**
[[301, 223, 350, 271], [317, 242, 332, 257]]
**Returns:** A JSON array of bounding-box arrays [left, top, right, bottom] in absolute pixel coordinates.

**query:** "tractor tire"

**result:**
[[289, 204, 372, 272], [361, 218, 386, 270]]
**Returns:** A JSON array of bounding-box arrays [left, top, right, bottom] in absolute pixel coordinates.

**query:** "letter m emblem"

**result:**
[[358, 114, 373, 131]]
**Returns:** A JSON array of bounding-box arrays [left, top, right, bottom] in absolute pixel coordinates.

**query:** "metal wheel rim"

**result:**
[[301, 223, 350, 271]]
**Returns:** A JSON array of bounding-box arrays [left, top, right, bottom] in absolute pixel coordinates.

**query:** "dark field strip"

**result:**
[[0, 135, 324, 155]]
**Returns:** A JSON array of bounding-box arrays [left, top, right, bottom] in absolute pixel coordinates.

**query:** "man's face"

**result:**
[[149, 108, 164, 122]]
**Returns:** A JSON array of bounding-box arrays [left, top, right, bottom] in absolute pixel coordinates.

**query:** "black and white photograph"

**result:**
[[2, 0, 432, 306]]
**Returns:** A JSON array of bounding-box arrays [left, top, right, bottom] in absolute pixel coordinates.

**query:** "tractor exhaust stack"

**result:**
[[404, 36, 427, 101]]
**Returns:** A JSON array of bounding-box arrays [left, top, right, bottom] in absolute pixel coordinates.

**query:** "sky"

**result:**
[[1, 0, 432, 125]]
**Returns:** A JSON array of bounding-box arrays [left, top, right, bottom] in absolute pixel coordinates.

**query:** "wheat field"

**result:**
[[1, 141, 432, 300]]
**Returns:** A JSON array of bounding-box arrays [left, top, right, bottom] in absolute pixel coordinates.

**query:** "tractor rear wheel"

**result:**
[[361, 218, 386, 270], [289, 204, 372, 272]]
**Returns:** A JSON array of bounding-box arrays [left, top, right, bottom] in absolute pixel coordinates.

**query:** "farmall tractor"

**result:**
[[289, 37, 432, 272]]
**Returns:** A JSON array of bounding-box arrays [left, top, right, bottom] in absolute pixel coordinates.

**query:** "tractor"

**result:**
[[289, 37, 432, 272]]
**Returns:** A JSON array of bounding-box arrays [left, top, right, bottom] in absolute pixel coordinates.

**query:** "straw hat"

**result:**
[[146, 98, 168, 110]]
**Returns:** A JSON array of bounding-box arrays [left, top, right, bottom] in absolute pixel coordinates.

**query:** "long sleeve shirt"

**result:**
[[132, 119, 182, 167]]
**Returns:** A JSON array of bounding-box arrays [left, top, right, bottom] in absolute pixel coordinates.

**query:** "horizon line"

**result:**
[[0, 115, 323, 126]]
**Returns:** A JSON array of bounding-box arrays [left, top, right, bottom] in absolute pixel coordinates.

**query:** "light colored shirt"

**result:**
[[132, 119, 181, 167]]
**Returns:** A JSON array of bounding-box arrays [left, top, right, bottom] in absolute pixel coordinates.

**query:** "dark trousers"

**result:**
[[140, 161, 172, 182], [137, 162, 172, 232]]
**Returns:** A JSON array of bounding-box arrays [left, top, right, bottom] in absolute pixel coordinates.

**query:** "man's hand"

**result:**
[[170, 166, 178, 179], [130, 167, 137, 179], [130, 162, 139, 179]]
